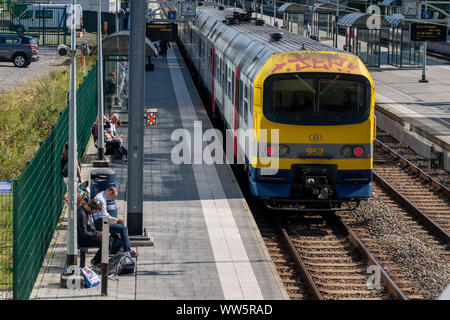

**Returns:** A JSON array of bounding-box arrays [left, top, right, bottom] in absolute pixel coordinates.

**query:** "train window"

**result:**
[[224, 63, 228, 94], [216, 54, 219, 80], [220, 58, 223, 87], [249, 86, 252, 124], [243, 85, 247, 123], [239, 80, 243, 105], [227, 67, 231, 99], [244, 84, 249, 123], [263, 73, 370, 125], [209, 48, 213, 70]]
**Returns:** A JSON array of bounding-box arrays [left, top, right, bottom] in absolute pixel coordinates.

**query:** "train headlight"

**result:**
[[267, 145, 274, 157], [353, 146, 365, 157], [279, 144, 290, 158], [340, 145, 353, 158], [306, 177, 315, 186]]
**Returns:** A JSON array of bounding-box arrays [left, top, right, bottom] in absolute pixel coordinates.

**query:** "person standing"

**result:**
[[305, 20, 312, 38], [159, 40, 170, 58]]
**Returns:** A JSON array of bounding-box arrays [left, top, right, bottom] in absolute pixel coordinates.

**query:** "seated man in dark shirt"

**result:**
[[77, 199, 114, 268]]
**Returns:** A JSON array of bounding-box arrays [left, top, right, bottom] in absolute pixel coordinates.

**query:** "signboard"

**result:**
[[168, 11, 177, 20], [410, 22, 447, 42], [402, 1, 419, 18], [421, 10, 431, 19], [0, 181, 12, 194], [146, 108, 158, 126], [146, 23, 178, 41]]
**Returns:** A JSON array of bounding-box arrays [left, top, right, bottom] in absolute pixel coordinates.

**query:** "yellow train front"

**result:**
[[251, 51, 375, 209], [178, 8, 375, 210]]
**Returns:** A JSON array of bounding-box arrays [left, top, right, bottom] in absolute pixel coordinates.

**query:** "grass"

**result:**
[[0, 53, 96, 292], [0, 54, 96, 180], [0, 194, 12, 291]]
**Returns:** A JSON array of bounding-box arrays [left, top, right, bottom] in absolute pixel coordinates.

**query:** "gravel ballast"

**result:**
[[351, 197, 450, 299]]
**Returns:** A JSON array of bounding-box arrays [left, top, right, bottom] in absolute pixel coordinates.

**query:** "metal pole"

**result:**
[[273, 0, 276, 26], [97, 0, 105, 159], [260, 0, 263, 19], [127, 0, 145, 236], [67, 0, 77, 268], [116, 0, 119, 33], [419, 41, 428, 82], [101, 216, 109, 296]]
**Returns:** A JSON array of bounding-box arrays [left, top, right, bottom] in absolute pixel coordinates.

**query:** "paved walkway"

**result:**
[[30, 44, 288, 300]]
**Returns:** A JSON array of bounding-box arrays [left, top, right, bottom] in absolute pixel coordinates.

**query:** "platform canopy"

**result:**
[[278, 2, 339, 13], [91, 31, 158, 57], [337, 12, 389, 28], [385, 13, 408, 27]]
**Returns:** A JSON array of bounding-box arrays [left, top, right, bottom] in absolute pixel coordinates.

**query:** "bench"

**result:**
[[78, 246, 98, 268], [79, 235, 122, 267]]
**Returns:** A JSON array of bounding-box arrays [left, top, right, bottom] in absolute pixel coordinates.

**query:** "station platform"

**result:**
[[30, 44, 288, 300]]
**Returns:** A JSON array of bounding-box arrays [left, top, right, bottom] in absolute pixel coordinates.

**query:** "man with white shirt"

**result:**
[[94, 186, 137, 258]]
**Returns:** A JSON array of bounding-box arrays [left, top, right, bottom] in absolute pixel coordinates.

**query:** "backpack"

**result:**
[[107, 252, 135, 275]]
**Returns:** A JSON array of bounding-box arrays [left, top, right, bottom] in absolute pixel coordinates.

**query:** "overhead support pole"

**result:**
[[67, 0, 78, 268], [97, 0, 105, 160], [127, 0, 145, 236], [419, 42, 429, 83]]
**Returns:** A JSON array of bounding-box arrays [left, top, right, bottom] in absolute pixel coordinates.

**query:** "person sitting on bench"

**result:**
[[77, 199, 114, 269], [93, 187, 138, 258]]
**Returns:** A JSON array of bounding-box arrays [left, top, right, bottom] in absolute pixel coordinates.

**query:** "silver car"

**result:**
[[0, 34, 39, 67]]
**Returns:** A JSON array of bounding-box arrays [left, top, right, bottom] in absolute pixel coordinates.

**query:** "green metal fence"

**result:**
[[0, 1, 70, 45], [0, 185, 13, 300], [12, 63, 98, 300]]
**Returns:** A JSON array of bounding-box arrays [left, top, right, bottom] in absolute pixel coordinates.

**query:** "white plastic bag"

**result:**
[[80, 266, 101, 288]]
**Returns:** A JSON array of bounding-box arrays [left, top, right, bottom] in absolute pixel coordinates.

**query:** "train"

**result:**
[[178, 7, 376, 211]]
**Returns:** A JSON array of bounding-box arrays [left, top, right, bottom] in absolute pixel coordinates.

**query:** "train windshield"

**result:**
[[263, 73, 371, 125]]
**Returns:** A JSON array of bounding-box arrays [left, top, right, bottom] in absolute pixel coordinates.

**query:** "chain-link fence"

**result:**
[[0, 185, 13, 300], [11, 63, 98, 300], [0, 1, 75, 45]]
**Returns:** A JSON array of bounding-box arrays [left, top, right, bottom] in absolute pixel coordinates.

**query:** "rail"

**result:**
[[373, 139, 450, 244], [274, 213, 407, 300]]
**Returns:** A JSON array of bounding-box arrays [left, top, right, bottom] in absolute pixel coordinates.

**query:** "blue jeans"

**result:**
[[94, 219, 131, 252]]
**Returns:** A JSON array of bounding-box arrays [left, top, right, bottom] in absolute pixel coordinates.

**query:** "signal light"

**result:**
[[340, 146, 352, 158], [267, 145, 274, 156], [353, 146, 364, 157]]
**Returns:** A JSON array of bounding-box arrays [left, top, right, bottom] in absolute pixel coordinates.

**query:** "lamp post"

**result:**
[[67, 0, 78, 268], [97, 0, 105, 159], [127, 0, 145, 236]]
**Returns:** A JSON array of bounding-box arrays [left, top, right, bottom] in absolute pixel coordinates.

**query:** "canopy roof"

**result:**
[[278, 2, 339, 14], [91, 31, 158, 56], [385, 14, 408, 27], [337, 12, 389, 28]]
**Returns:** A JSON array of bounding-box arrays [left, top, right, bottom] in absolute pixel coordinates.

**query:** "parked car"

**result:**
[[11, 4, 83, 34], [0, 34, 39, 67]]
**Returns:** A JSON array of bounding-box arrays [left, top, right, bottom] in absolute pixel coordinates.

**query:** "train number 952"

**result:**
[[306, 147, 324, 157]]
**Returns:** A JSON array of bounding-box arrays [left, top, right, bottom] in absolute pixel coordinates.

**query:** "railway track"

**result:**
[[179, 17, 450, 298], [273, 213, 408, 300], [373, 139, 450, 239]]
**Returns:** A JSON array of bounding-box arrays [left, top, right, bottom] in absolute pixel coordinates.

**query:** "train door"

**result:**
[[198, 35, 201, 83], [233, 68, 239, 157], [221, 58, 226, 120], [211, 47, 215, 113]]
